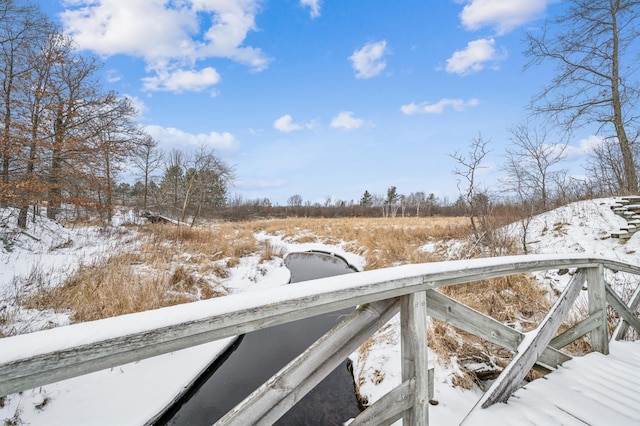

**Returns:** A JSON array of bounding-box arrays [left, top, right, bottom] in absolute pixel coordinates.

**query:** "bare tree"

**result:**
[[188, 148, 233, 225], [287, 194, 303, 208], [15, 15, 57, 226], [503, 123, 567, 211], [44, 37, 104, 220], [502, 156, 535, 253], [177, 146, 233, 224], [88, 93, 142, 223], [160, 149, 184, 210], [408, 191, 426, 217], [399, 194, 407, 217], [450, 134, 491, 241], [584, 136, 640, 196], [132, 134, 164, 210], [0, 0, 49, 212], [525, 0, 640, 194], [372, 193, 386, 217], [502, 124, 568, 253]]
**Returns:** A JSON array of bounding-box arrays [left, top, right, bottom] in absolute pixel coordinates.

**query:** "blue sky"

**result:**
[[42, 0, 596, 205]]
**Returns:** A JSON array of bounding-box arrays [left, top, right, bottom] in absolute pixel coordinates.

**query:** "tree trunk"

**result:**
[[190, 185, 206, 227], [1, 59, 13, 208], [17, 206, 28, 228], [18, 104, 43, 228], [143, 172, 149, 210], [181, 174, 196, 222], [47, 153, 61, 220], [48, 114, 64, 220], [104, 146, 113, 224], [610, 6, 638, 193]]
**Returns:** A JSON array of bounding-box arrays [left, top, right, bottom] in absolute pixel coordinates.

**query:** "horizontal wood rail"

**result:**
[[1, 254, 640, 425]]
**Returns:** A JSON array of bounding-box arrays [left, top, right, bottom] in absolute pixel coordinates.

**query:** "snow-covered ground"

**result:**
[[1, 198, 639, 425]]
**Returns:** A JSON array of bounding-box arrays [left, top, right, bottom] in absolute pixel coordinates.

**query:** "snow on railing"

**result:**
[[1, 254, 640, 425]]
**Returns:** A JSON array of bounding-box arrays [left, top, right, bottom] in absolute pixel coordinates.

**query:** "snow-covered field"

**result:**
[[1, 198, 638, 425]]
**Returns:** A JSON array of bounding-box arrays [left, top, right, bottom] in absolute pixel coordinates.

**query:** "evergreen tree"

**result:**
[[360, 190, 373, 207]]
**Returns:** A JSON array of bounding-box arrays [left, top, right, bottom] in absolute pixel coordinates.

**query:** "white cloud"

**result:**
[[349, 40, 389, 79], [105, 69, 121, 83], [300, 0, 321, 18], [274, 115, 303, 133], [330, 111, 364, 130], [445, 38, 505, 75], [123, 94, 147, 117], [145, 124, 239, 152], [273, 115, 318, 132], [565, 135, 604, 159], [460, 0, 548, 35], [401, 98, 480, 115], [142, 67, 221, 93], [59, 0, 269, 92]]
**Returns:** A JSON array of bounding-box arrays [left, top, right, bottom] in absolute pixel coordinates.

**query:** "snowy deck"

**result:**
[[466, 341, 640, 426]]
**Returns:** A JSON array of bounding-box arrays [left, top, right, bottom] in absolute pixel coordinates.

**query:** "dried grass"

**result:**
[[23, 221, 260, 323], [259, 239, 287, 263], [241, 216, 469, 269], [441, 275, 551, 330], [25, 254, 189, 322]]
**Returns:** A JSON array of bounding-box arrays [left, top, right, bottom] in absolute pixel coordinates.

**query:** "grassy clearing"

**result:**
[[22, 216, 470, 322], [253, 216, 472, 268]]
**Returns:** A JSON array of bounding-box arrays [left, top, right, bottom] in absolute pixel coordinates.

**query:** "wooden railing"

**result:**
[[1, 254, 640, 425]]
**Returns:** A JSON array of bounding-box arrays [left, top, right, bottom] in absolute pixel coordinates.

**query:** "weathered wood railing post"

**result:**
[[613, 283, 640, 340], [401, 291, 429, 425], [216, 300, 400, 426], [586, 265, 609, 354], [461, 270, 586, 419]]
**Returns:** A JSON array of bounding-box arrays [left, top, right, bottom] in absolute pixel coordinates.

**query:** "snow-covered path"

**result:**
[[466, 340, 640, 425]]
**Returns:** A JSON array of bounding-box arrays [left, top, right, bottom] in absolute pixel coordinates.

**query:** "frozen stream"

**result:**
[[157, 251, 362, 425]]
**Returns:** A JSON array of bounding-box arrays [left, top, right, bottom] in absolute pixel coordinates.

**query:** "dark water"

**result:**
[[158, 251, 361, 425], [284, 251, 358, 282]]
